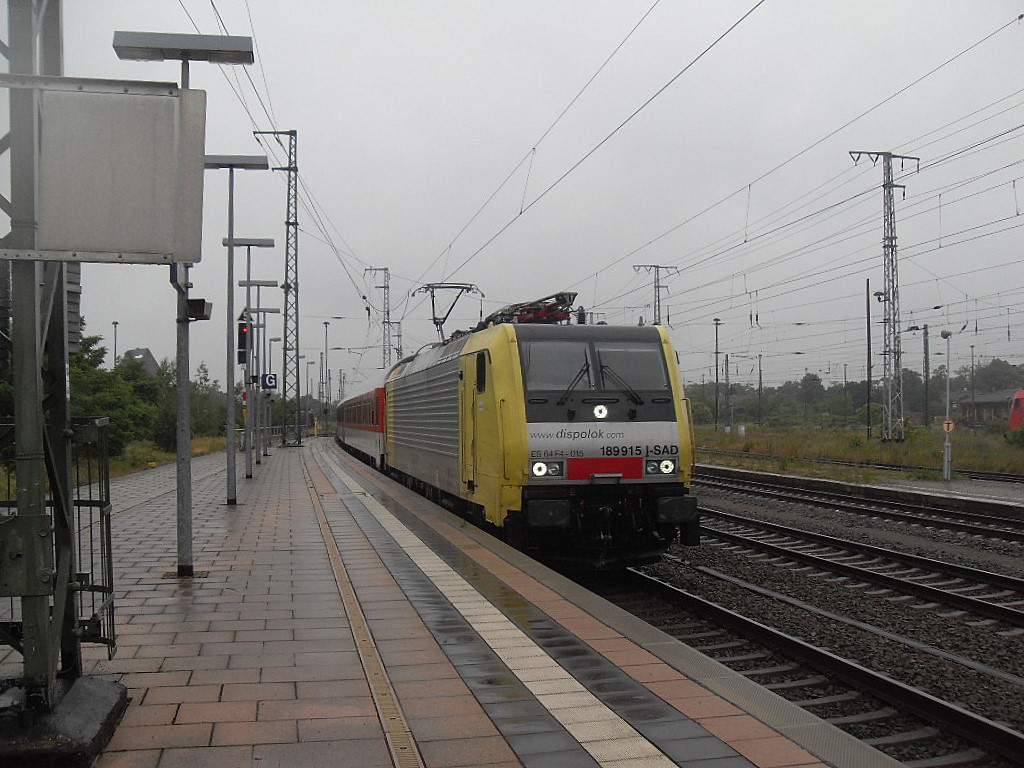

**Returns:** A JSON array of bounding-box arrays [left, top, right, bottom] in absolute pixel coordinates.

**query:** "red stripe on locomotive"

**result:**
[[567, 457, 643, 480]]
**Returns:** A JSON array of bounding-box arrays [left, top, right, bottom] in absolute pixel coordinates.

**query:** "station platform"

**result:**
[[6, 439, 899, 768]]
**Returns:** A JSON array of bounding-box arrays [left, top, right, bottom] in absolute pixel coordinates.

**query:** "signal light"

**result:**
[[237, 321, 250, 364]]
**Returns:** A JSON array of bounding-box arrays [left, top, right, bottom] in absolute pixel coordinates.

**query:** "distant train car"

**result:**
[[337, 383, 386, 465], [337, 296, 698, 569], [1009, 390, 1024, 431]]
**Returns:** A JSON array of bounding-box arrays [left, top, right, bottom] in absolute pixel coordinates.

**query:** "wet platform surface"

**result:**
[[1, 439, 898, 767]]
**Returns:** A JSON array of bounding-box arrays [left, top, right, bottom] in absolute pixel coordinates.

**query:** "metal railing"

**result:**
[[1, 417, 117, 705]]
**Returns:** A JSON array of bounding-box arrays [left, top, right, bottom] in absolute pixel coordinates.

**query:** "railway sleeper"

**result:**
[[826, 706, 898, 725], [715, 651, 772, 663], [737, 662, 800, 677], [931, 580, 977, 590], [764, 675, 828, 691], [971, 589, 1015, 599], [863, 726, 941, 747], [793, 691, 861, 707], [676, 629, 731, 642], [898, 747, 989, 767]]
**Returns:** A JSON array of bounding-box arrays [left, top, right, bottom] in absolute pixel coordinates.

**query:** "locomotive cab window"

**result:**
[[521, 341, 592, 391], [595, 343, 669, 391], [476, 351, 487, 393]]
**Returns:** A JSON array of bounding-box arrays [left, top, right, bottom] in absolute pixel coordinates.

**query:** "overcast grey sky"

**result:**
[[47, 2, 1024, 395]]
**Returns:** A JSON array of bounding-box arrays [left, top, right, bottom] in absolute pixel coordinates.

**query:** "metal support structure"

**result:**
[[757, 354, 763, 425], [243, 253, 253, 479], [322, 321, 330, 429], [413, 282, 482, 341], [244, 294, 278, 459], [365, 267, 395, 368], [205, 157, 269, 503], [713, 318, 721, 430], [174, 266, 193, 577], [632, 264, 678, 325], [942, 330, 953, 480], [724, 353, 731, 428], [227, 240, 274, 478], [851, 150, 919, 441], [117, 33, 254, 576], [254, 129, 301, 446], [865, 279, 872, 439], [227, 171, 240, 495], [1, 0, 82, 714], [923, 324, 930, 428]]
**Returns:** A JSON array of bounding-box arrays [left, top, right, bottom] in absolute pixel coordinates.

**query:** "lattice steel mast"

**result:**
[[850, 150, 918, 442], [632, 264, 678, 325], [366, 266, 399, 368], [255, 130, 301, 445]]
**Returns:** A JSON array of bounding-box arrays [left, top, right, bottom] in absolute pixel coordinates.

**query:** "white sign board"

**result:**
[[14, 87, 206, 264]]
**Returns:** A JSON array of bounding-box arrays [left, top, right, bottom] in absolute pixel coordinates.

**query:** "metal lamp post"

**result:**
[[268, 337, 281, 376], [323, 321, 331, 434], [246, 304, 280, 457], [305, 360, 317, 433], [111, 320, 119, 366], [942, 329, 953, 481], [114, 30, 255, 575], [268, 336, 281, 443], [204, 163, 268, 502], [226, 238, 274, 479], [713, 318, 721, 430]]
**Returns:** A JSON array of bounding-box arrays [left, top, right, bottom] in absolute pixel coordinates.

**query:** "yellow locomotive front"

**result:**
[[454, 322, 699, 569]]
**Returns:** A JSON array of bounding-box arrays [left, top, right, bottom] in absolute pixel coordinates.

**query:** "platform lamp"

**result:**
[[268, 336, 282, 443], [246, 302, 280, 458], [306, 360, 317, 432], [113, 30, 255, 576], [226, 238, 274, 479], [204, 159, 269, 504]]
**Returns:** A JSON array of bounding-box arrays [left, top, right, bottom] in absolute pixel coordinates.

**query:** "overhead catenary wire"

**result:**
[[579, 13, 1024, 299], [180, 3, 1024, 385], [596, 99, 1024, 332], [440, 0, 771, 286], [398, 0, 666, 321]]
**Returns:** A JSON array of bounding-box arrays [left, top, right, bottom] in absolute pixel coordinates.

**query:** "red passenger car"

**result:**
[[1008, 390, 1024, 431]]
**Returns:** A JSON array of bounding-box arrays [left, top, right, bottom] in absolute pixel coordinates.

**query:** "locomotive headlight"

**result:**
[[531, 461, 564, 478], [646, 458, 676, 475]]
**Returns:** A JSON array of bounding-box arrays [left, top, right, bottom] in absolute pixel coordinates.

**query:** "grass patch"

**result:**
[[110, 437, 227, 478]]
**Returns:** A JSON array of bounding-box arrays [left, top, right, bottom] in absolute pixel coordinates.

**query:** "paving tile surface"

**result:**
[[0, 444, 875, 767]]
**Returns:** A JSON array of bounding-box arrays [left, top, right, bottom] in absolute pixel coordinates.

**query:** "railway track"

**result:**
[[695, 471, 1024, 542], [698, 449, 1024, 484], [700, 507, 1024, 629], [586, 562, 1024, 767]]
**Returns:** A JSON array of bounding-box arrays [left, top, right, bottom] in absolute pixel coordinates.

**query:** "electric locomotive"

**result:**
[[337, 293, 699, 569]]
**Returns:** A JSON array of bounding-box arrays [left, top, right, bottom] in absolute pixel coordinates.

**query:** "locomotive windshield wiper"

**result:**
[[556, 361, 590, 405], [600, 364, 644, 405]]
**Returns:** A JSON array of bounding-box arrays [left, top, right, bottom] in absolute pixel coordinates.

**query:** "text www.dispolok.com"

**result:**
[[529, 428, 625, 440]]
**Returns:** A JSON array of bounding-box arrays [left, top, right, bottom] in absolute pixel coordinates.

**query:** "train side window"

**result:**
[[476, 352, 487, 393]]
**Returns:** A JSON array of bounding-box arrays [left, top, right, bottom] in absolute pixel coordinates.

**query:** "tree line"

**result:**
[[4, 334, 1022, 457], [687, 357, 1023, 430]]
